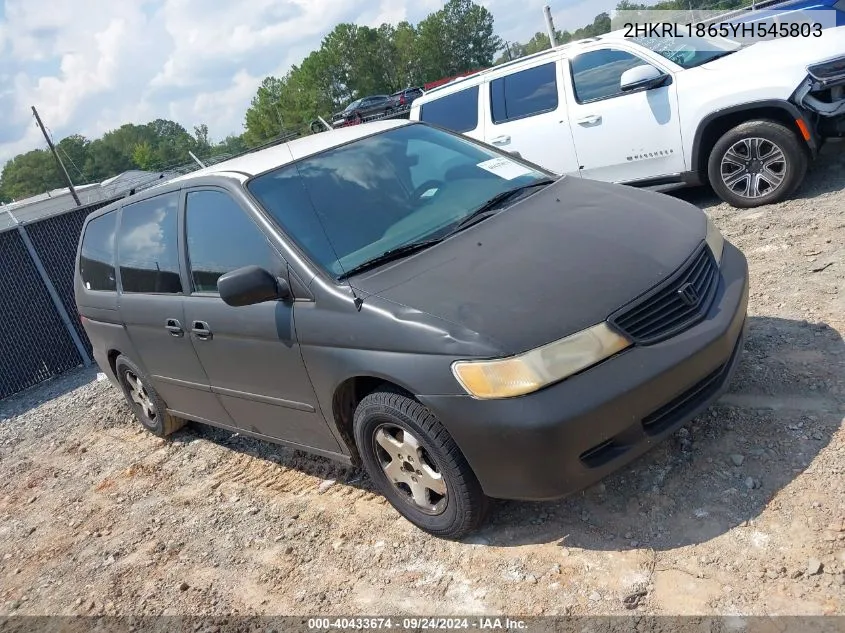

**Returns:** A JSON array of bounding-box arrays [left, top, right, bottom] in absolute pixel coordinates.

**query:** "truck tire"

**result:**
[[708, 119, 807, 209]]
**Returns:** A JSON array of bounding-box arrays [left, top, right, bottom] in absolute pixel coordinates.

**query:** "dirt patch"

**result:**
[[1, 144, 844, 617]]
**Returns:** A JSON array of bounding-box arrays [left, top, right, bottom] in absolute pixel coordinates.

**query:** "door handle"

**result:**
[[164, 318, 183, 337], [490, 135, 511, 145], [576, 114, 602, 126], [191, 321, 213, 341]]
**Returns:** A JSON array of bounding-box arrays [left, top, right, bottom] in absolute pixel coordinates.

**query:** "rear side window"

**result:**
[[570, 49, 645, 103], [79, 211, 117, 291], [118, 192, 182, 294], [185, 190, 281, 293], [491, 62, 559, 123], [419, 86, 479, 133]]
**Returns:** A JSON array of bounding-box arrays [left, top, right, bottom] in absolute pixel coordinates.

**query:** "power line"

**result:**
[[44, 125, 88, 183]]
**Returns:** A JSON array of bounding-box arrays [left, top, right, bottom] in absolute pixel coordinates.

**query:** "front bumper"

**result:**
[[419, 241, 749, 501]]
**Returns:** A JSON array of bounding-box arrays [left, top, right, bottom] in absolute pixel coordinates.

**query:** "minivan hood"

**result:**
[[350, 177, 707, 355]]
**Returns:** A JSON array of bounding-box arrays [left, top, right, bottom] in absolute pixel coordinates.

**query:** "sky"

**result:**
[[0, 0, 619, 171]]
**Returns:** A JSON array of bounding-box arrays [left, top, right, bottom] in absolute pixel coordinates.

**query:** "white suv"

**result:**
[[409, 26, 845, 208]]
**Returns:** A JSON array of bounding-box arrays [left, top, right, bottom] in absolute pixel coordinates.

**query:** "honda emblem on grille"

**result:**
[[677, 282, 700, 307]]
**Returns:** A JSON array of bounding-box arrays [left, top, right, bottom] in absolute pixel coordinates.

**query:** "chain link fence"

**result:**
[[0, 225, 86, 400], [0, 196, 127, 400]]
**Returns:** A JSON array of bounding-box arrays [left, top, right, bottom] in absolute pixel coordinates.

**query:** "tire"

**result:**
[[353, 388, 489, 539], [115, 355, 185, 438], [707, 119, 807, 209]]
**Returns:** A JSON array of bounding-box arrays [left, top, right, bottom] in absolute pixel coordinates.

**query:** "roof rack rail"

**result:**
[[423, 37, 605, 96]]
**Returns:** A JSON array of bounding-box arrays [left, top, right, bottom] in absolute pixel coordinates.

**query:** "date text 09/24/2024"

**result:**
[[623, 21, 824, 39]]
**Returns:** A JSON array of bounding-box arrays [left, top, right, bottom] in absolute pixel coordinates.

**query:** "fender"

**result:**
[[690, 99, 819, 175]]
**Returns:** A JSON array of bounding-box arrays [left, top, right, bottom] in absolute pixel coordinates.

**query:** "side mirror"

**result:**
[[217, 265, 291, 307], [620, 65, 668, 92], [507, 150, 523, 159]]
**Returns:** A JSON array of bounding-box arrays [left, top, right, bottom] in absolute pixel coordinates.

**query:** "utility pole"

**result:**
[[543, 5, 558, 47], [188, 151, 207, 168], [505, 41, 514, 61], [31, 105, 82, 207]]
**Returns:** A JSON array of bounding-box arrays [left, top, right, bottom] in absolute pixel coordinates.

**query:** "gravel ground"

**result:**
[[1, 144, 844, 618]]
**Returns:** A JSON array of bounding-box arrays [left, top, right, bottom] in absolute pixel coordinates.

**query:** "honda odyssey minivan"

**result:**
[[75, 120, 749, 538]]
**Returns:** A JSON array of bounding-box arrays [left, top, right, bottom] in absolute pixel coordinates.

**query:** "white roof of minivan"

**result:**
[[167, 119, 411, 184]]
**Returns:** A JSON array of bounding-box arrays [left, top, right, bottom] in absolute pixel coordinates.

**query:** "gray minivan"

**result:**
[[75, 120, 749, 538]]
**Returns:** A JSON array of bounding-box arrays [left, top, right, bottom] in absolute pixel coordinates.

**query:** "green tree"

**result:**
[[243, 76, 287, 147], [131, 141, 156, 170], [194, 124, 212, 156], [0, 150, 62, 201]]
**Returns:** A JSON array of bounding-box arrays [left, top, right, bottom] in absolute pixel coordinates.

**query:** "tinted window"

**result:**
[[491, 62, 558, 123], [419, 86, 479, 133], [79, 211, 117, 291], [570, 49, 646, 103], [248, 124, 548, 278], [118, 193, 182, 294], [185, 190, 281, 293]]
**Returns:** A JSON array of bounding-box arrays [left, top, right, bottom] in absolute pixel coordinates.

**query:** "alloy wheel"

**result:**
[[720, 137, 787, 200], [125, 371, 156, 422], [374, 424, 447, 515]]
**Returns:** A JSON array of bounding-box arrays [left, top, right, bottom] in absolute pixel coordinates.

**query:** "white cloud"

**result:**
[[0, 0, 618, 171]]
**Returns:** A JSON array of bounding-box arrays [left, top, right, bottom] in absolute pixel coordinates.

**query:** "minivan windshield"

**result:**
[[247, 124, 552, 279]]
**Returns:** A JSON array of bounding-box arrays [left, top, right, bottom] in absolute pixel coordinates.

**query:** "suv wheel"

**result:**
[[115, 355, 185, 437], [353, 388, 489, 539], [707, 119, 807, 209]]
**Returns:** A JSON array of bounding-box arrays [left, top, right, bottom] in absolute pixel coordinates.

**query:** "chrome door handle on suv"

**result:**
[[164, 318, 184, 337], [490, 135, 511, 145], [191, 321, 213, 341], [576, 114, 602, 126]]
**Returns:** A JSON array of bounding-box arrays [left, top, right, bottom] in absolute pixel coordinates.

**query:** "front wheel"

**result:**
[[353, 388, 489, 539], [707, 119, 807, 209]]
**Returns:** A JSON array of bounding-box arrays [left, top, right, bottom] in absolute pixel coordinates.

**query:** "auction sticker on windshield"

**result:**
[[477, 157, 534, 180]]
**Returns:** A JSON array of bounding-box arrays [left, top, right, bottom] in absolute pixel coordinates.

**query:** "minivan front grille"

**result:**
[[609, 243, 719, 344]]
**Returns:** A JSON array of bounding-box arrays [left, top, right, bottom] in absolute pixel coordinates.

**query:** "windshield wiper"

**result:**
[[336, 178, 555, 280], [447, 178, 556, 236], [337, 238, 444, 280]]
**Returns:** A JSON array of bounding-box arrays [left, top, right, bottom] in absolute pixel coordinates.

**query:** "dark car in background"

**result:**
[[332, 94, 394, 125], [390, 87, 424, 109]]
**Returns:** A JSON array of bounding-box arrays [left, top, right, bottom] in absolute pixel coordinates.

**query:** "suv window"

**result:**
[[185, 190, 281, 293], [419, 86, 479, 133], [491, 62, 558, 124], [570, 49, 647, 103], [79, 211, 117, 291], [118, 192, 182, 294]]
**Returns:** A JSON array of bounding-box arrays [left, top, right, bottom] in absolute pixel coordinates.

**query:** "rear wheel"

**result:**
[[115, 355, 185, 437], [353, 388, 489, 539], [707, 119, 807, 208]]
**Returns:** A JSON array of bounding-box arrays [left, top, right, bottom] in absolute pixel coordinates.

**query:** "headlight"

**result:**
[[451, 323, 631, 399], [705, 215, 724, 265]]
